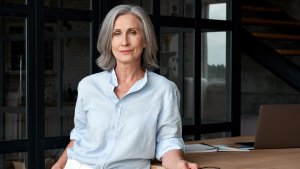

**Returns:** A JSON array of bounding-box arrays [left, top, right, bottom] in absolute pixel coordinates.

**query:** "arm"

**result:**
[[51, 140, 74, 169], [52, 81, 86, 169], [162, 149, 198, 169], [156, 82, 198, 169]]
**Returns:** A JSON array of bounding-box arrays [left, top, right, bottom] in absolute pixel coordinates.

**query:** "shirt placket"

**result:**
[[98, 101, 122, 169]]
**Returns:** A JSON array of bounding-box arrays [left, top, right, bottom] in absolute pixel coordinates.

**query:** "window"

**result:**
[[160, 27, 195, 125], [201, 31, 232, 124], [202, 0, 232, 20], [44, 0, 91, 10], [0, 152, 28, 169], [115, 0, 153, 14], [44, 20, 91, 137], [0, 0, 26, 5], [1, 17, 27, 141], [160, 0, 194, 17]]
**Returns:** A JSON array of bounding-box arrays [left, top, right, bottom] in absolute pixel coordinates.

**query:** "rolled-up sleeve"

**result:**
[[70, 81, 87, 141], [155, 82, 185, 160], [156, 137, 185, 160]]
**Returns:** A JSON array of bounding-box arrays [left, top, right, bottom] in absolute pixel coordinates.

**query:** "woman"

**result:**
[[52, 4, 198, 169]]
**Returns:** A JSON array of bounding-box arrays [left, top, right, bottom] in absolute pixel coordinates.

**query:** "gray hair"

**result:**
[[96, 5, 159, 71]]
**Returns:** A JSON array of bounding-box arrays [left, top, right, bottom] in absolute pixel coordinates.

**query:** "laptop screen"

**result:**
[[254, 104, 300, 149]]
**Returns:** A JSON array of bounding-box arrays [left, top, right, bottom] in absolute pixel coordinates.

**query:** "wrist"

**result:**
[[52, 162, 64, 169]]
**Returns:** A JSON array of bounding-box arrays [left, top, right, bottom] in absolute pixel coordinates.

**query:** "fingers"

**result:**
[[187, 162, 198, 169], [177, 160, 198, 169]]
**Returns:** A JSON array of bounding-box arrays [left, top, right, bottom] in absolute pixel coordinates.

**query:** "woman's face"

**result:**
[[111, 14, 146, 67]]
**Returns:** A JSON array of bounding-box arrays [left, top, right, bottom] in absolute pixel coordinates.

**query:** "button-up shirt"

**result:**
[[67, 69, 184, 169]]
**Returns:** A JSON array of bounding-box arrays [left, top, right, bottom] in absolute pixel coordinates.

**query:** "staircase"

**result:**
[[241, 0, 300, 91]]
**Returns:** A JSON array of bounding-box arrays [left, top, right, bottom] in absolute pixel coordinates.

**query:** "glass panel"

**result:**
[[44, 20, 91, 137], [44, 0, 91, 10], [0, 17, 27, 141], [201, 132, 231, 139], [183, 135, 195, 141], [0, 0, 26, 5], [160, 0, 194, 17], [0, 152, 27, 169], [201, 31, 231, 124], [45, 148, 64, 168], [201, 0, 232, 20], [160, 27, 195, 125], [114, 0, 153, 14]]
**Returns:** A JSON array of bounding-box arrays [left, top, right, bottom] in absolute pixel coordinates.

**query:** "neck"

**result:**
[[114, 64, 145, 84]]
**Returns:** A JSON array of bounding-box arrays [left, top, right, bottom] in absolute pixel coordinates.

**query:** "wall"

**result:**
[[241, 53, 300, 135], [241, 53, 300, 116]]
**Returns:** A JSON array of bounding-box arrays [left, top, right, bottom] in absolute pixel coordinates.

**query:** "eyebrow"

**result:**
[[113, 27, 140, 31]]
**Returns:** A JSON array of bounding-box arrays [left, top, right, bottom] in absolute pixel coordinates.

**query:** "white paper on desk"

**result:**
[[213, 145, 250, 152], [185, 144, 218, 153]]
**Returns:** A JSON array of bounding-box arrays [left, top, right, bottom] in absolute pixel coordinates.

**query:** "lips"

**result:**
[[120, 50, 132, 55]]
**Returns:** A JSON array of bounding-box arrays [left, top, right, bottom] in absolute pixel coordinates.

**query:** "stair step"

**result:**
[[276, 49, 300, 55], [242, 17, 300, 27], [242, 5, 281, 13], [242, 0, 276, 8], [252, 32, 300, 41]]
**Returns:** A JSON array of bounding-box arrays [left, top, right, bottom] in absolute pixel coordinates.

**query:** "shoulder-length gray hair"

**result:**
[[96, 5, 159, 71]]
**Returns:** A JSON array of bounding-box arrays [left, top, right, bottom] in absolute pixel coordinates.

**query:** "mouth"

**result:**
[[120, 50, 132, 55]]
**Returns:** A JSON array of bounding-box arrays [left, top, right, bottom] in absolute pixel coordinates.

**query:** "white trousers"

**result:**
[[64, 159, 94, 169]]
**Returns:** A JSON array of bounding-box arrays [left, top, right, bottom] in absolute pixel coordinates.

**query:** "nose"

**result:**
[[121, 34, 129, 46]]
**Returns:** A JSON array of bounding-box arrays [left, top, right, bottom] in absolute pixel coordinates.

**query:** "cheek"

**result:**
[[134, 39, 146, 49], [111, 38, 121, 48], [111, 40, 117, 49]]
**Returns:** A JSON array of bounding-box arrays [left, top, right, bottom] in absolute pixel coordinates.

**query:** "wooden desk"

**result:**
[[151, 136, 300, 169]]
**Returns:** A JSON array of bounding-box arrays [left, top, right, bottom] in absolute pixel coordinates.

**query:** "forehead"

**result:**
[[114, 13, 143, 29]]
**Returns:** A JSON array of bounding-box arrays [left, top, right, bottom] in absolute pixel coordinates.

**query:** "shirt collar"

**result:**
[[111, 69, 119, 87]]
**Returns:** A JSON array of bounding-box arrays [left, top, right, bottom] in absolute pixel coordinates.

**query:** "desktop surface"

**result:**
[[151, 136, 300, 169]]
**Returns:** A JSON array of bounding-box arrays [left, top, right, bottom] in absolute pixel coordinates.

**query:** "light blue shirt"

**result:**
[[67, 69, 184, 169]]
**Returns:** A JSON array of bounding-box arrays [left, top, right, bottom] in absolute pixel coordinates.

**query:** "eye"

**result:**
[[128, 30, 137, 35], [113, 31, 121, 36]]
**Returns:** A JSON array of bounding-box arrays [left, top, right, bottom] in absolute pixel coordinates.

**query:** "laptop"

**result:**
[[254, 104, 300, 149]]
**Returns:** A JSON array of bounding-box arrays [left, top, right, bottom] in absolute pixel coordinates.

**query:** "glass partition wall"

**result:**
[[44, 20, 91, 138], [44, 20, 91, 163], [160, 27, 195, 125], [200, 0, 238, 139], [0, 0, 95, 168], [160, 0, 238, 140], [0, 16, 28, 168], [200, 30, 232, 139], [1, 17, 27, 141], [0, 0, 239, 168]]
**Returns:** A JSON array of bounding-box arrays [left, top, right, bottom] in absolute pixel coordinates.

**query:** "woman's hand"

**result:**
[[162, 149, 198, 169], [175, 159, 198, 169]]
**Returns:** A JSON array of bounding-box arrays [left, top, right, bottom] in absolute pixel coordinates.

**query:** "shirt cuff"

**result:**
[[156, 137, 185, 160]]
